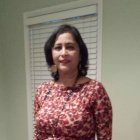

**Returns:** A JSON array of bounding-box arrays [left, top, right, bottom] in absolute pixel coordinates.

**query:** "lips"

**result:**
[[59, 59, 71, 64]]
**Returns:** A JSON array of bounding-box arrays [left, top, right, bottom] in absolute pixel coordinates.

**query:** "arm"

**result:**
[[94, 83, 112, 140], [33, 86, 42, 140]]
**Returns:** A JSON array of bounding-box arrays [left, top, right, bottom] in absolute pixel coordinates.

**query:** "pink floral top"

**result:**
[[33, 79, 112, 140]]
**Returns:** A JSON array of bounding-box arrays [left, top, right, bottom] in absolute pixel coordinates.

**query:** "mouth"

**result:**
[[59, 59, 71, 64]]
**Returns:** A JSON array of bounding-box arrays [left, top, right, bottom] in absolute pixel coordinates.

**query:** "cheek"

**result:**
[[73, 53, 80, 65], [52, 51, 58, 63], [76, 51, 80, 60]]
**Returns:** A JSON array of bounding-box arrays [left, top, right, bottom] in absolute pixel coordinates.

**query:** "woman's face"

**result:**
[[52, 32, 80, 74]]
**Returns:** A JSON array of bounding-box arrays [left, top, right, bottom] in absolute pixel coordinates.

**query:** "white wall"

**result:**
[[102, 0, 140, 140], [0, 40, 7, 140], [0, 0, 7, 139], [0, 0, 78, 140], [0, 0, 140, 140]]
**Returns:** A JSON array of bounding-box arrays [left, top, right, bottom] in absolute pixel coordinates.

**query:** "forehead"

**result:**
[[55, 32, 76, 43]]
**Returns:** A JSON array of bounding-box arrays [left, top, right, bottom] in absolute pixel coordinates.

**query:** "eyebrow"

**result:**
[[54, 42, 76, 46]]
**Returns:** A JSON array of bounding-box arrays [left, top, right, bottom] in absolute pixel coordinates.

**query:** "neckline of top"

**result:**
[[51, 78, 93, 90]]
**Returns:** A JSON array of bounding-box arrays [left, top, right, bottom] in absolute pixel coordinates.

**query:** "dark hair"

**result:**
[[44, 24, 88, 81]]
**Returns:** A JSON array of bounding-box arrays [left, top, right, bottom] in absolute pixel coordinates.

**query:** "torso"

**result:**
[[34, 79, 102, 140]]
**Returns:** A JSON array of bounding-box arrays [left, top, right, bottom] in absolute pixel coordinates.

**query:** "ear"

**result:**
[[50, 65, 57, 73]]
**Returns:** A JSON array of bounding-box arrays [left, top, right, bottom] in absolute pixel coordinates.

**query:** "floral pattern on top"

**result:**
[[33, 80, 112, 140]]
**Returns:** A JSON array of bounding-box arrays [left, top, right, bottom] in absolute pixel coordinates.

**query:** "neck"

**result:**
[[58, 71, 79, 87]]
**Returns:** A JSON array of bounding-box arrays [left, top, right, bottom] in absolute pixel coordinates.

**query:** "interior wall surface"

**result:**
[[0, 0, 78, 140], [102, 0, 140, 140], [0, 0, 7, 139]]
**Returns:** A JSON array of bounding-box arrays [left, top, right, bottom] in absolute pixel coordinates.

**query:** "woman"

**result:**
[[33, 24, 112, 140]]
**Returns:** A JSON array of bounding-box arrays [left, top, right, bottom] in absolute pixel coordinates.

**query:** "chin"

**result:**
[[59, 67, 71, 73]]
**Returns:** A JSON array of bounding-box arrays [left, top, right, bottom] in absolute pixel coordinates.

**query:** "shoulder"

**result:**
[[35, 80, 54, 95], [85, 80, 112, 106], [81, 77, 103, 89], [37, 80, 53, 88], [83, 78, 108, 96], [78, 77, 106, 93], [89, 79, 107, 94]]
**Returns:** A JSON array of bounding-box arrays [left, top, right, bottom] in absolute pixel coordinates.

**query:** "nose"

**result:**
[[61, 47, 68, 56]]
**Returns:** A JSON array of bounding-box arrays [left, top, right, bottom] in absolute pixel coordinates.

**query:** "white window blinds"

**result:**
[[24, 0, 102, 139]]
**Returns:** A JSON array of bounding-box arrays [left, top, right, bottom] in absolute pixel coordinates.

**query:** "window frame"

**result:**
[[23, 0, 103, 139]]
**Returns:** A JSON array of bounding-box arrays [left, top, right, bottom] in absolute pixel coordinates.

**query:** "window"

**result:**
[[24, 0, 102, 139]]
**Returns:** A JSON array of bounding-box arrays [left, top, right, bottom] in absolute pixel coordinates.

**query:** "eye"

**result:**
[[66, 44, 75, 50], [53, 45, 62, 51]]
